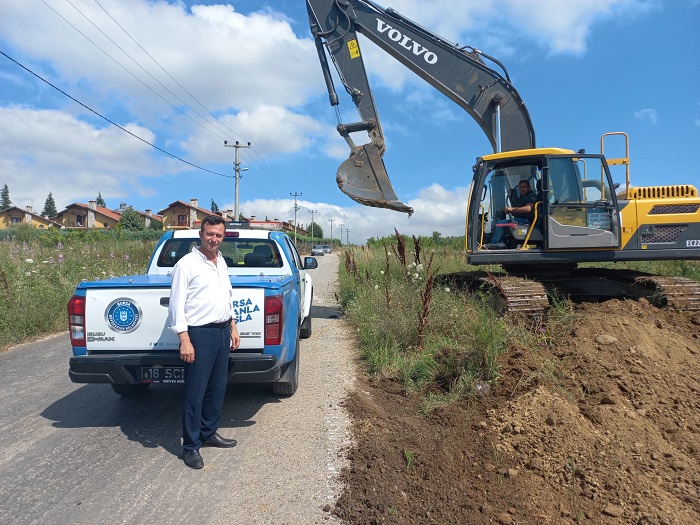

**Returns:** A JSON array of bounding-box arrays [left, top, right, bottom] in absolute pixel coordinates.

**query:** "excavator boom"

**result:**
[[307, 0, 536, 214]]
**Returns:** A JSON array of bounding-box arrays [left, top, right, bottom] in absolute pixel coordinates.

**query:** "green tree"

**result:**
[[41, 192, 58, 217], [308, 221, 323, 239], [96, 192, 106, 208], [0, 183, 11, 211], [210, 199, 219, 212], [117, 206, 145, 231]]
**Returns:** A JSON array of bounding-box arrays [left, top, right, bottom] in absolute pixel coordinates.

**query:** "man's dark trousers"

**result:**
[[182, 324, 231, 451]]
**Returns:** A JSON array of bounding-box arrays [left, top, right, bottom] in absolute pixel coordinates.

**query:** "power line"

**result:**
[[0, 50, 232, 179], [61, 0, 298, 196], [88, 0, 245, 143], [40, 0, 229, 142]]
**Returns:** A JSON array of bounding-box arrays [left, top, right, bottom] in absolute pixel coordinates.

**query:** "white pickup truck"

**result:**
[[67, 227, 317, 396]]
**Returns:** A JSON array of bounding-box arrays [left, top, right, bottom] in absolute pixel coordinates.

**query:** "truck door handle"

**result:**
[[160, 297, 170, 306]]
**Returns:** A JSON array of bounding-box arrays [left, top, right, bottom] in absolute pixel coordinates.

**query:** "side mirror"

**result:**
[[303, 257, 318, 270]]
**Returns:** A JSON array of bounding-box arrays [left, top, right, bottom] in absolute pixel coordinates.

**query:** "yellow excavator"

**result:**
[[306, 0, 700, 314]]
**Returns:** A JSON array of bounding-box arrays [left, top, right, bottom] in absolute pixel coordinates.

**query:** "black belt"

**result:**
[[191, 319, 231, 329]]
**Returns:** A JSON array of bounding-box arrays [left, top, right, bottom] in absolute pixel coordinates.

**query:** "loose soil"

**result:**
[[332, 299, 700, 524]]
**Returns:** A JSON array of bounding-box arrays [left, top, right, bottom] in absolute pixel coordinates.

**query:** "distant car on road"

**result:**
[[311, 244, 325, 256], [322, 245, 331, 254]]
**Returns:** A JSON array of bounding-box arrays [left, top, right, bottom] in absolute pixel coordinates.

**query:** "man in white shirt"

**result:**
[[169, 216, 241, 469]]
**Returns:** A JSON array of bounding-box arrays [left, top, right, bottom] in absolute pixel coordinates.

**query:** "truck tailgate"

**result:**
[[79, 274, 284, 352]]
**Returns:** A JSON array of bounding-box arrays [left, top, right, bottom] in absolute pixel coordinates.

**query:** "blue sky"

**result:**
[[1, 0, 698, 243]]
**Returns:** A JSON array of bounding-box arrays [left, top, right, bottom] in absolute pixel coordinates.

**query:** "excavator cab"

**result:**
[[467, 149, 622, 264]]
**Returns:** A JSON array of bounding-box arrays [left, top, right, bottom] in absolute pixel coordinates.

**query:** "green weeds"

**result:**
[[339, 230, 509, 405], [0, 232, 155, 349]]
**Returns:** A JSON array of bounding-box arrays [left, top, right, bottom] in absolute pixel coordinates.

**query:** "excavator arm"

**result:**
[[307, 0, 536, 215]]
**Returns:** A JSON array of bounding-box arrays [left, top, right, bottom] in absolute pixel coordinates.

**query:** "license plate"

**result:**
[[142, 366, 185, 384]]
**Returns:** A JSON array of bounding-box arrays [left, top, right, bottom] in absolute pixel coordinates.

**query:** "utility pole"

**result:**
[[338, 223, 344, 246], [329, 218, 335, 243], [290, 192, 302, 244], [346, 228, 349, 245], [308, 209, 317, 238], [224, 140, 251, 220]]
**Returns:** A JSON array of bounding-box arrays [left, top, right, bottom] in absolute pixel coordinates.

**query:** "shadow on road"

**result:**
[[41, 383, 277, 457], [311, 304, 342, 319]]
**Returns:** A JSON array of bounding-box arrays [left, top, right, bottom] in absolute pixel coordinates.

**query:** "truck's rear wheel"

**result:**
[[111, 383, 150, 396], [272, 333, 299, 396], [299, 313, 312, 339], [299, 289, 313, 339]]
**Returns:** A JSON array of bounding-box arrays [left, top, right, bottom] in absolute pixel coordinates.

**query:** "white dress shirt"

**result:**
[[169, 246, 233, 334]]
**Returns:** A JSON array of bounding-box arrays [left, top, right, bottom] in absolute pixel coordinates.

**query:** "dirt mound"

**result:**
[[334, 299, 700, 524]]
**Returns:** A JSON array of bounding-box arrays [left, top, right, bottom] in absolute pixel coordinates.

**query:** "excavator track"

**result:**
[[438, 272, 550, 318], [634, 275, 700, 311], [438, 269, 700, 318]]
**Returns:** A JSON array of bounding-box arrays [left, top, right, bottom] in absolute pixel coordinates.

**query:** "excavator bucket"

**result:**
[[336, 143, 414, 216]]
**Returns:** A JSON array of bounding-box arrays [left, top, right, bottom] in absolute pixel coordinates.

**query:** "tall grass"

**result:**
[[0, 228, 156, 349], [338, 231, 510, 404]]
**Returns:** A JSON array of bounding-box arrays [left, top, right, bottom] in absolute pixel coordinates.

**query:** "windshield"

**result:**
[[157, 237, 282, 268]]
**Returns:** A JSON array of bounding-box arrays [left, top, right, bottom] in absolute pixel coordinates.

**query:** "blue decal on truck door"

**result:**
[[105, 298, 142, 333]]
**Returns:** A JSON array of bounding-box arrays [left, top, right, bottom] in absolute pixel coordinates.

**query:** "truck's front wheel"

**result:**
[[111, 383, 150, 396]]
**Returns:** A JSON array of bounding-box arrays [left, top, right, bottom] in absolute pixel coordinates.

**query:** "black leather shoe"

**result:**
[[202, 432, 237, 448], [183, 449, 204, 469]]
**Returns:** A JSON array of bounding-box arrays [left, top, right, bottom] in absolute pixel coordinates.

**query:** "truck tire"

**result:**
[[271, 332, 299, 396], [299, 289, 313, 339], [111, 383, 150, 396], [299, 313, 312, 339]]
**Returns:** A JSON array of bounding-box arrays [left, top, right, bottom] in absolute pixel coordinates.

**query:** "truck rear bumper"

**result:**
[[69, 352, 281, 385]]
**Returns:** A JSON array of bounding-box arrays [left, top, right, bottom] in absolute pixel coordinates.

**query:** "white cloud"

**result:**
[[182, 105, 327, 162], [0, 106, 165, 210], [634, 108, 659, 125], [0, 1, 319, 120]]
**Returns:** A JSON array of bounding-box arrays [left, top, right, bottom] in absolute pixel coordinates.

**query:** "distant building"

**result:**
[[138, 209, 163, 229], [245, 218, 308, 236], [52, 201, 121, 229], [0, 205, 62, 230], [159, 198, 228, 230]]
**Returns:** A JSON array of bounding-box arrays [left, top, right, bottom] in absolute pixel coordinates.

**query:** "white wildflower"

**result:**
[[416, 264, 423, 273], [374, 284, 379, 290], [380, 270, 384, 275], [413, 273, 419, 279], [444, 287, 451, 293], [24, 258, 34, 264]]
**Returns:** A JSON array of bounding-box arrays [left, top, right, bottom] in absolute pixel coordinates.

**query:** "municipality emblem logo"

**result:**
[[105, 298, 142, 333]]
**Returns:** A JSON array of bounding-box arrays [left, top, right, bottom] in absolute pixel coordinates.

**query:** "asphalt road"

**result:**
[[0, 254, 353, 525]]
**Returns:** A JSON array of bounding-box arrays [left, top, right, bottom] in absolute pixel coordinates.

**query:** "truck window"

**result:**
[[157, 238, 283, 268]]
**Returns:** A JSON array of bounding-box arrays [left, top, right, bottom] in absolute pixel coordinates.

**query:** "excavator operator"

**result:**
[[484, 180, 537, 249]]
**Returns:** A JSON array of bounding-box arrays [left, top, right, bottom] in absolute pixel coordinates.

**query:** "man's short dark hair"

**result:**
[[518, 180, 531, 188], [200, 215, 226, 230]]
